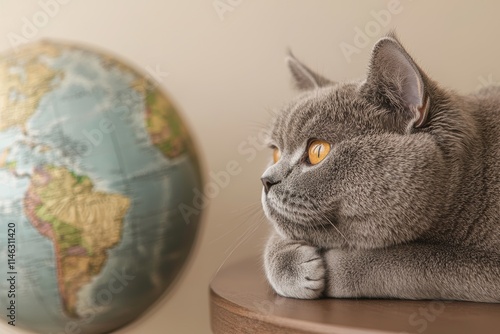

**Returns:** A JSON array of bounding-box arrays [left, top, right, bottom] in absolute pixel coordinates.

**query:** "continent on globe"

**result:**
[[145, 87, 189, 159], [98, 58, 193, 160], [23, 165, 131, 318], [0, 44, 62, 132]]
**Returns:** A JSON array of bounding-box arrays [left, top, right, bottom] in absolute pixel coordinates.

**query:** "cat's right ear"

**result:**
[[286, 51, 332, 91], [363, 35, 430, 128]]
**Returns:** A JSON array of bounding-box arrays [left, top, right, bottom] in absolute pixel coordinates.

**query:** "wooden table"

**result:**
[[210, 258, 500, 334]]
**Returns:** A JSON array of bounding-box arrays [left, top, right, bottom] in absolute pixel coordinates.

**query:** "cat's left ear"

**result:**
[[363, 35, 430, 128], [286, 51, 333, 90]]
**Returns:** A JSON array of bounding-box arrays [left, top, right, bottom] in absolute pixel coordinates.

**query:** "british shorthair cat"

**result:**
[[262, 33, 500, 302]]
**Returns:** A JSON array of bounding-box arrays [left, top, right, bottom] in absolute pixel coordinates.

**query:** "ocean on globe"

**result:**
[[0, 41, 203, 333]]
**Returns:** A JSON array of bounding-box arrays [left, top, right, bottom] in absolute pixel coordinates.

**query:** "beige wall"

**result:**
[[2, 1, 500, 333]]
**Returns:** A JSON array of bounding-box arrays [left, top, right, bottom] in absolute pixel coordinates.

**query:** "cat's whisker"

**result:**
[[209, 202, 261, 245], [246, 122, 269, 132], [317, 219, 329, 235], [210, 203, 263, 245], [264, 106, 279, 118], [211, 218, 262, 282], [231, 201, 262, 217], [317, 210, 349, 244], [222, 212, 262, 256]]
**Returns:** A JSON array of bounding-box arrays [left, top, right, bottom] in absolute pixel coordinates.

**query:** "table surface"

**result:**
[[209, 258, 500, 334]]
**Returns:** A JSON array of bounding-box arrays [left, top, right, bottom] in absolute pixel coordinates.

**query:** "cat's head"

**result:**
[[261, 34, 472, 249]]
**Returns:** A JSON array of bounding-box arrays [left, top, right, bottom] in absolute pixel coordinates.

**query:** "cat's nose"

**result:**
[[261, 177, 280, 194]]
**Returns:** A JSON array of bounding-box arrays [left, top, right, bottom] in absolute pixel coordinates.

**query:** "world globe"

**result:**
[[0, 41, 203, 333]]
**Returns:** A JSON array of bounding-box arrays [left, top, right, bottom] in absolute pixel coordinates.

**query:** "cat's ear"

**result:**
[[364, 35, 430, 128], [286, 51, 332, 90]]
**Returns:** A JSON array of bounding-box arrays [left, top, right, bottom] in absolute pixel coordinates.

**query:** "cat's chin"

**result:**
[[262, 192, 318, 227], [272, 220, 347, 249], [263, 198, 346, 247]]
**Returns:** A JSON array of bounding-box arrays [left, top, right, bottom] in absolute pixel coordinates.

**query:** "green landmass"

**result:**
[[35, 205, 84, 254]]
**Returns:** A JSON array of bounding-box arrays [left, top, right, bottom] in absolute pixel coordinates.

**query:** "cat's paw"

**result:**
[[265, 243, 325, 299]]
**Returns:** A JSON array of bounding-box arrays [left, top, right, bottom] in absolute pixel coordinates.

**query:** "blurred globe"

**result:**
[[0, 41, 203, 333]]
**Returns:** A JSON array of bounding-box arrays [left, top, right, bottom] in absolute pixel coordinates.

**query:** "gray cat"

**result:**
[[262, 33, 500, 302]]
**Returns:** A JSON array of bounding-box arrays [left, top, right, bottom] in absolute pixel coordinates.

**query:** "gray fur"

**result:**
[[262, 33, 500, 302]]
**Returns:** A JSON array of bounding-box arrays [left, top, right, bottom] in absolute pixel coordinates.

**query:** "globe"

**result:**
[[0, 41, 203, 333]]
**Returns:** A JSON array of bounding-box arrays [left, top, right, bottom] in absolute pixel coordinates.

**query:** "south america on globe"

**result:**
[[0, 41, 203, 334]]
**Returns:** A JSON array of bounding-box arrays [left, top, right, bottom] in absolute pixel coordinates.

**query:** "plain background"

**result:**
[[2, 1, 500, 333]]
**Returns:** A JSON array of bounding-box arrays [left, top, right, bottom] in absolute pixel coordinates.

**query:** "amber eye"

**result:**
[[307, 140, 331, 165], [273, 147, 281, 163]]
